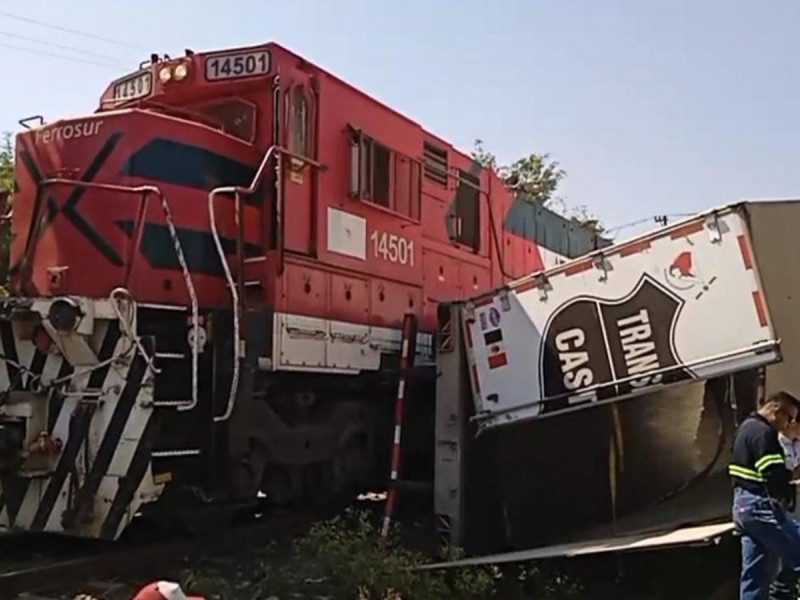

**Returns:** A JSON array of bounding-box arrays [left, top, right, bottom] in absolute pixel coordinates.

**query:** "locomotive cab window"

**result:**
[[349, 128, 420, 220], [193, 98, 256, 143]]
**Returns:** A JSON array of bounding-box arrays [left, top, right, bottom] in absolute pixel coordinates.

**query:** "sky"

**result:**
[[1, 0, 798, 237]]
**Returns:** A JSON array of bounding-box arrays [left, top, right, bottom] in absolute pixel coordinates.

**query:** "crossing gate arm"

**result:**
[[418, 522, 735, 570]]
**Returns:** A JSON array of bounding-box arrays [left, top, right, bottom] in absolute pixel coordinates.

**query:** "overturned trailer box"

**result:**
[[434, 200, 800, 557]]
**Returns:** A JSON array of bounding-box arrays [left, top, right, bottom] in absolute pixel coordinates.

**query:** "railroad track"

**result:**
[[0, 509, 314, 599]]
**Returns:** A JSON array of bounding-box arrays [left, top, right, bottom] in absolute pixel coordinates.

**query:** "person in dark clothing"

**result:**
[[730, 390, 800, 600]]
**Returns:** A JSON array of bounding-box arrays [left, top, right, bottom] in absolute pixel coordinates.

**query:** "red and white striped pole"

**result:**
[[380, 312, 417, 544]]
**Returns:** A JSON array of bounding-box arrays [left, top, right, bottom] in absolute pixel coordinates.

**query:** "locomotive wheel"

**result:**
[[262, 465, 302, 507], [315, 440, 365, 509], [268, 438, 370, 512]]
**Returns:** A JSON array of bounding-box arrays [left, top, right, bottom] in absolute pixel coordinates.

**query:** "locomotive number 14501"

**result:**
[[370, 231, 414, 266]]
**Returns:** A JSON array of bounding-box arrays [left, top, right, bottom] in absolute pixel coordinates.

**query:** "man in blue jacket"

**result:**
[[730, 390, 800, 600]]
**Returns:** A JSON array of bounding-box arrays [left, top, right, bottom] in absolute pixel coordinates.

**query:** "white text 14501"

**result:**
[[370, 231, 414, 266]]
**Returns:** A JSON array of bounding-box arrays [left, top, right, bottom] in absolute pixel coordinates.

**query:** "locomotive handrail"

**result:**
[[208, 144, 278, 423], [37, 179, 155, 283], [36, 178, 201, 413]]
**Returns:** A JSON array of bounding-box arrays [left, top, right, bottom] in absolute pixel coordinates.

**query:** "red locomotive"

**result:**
[[0, 42, 601, 538]]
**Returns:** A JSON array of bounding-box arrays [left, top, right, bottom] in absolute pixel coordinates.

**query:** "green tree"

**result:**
[[502, 153, 565, 205], [0, 133, 11, 193], [471, 139, 565, 206], [567, 204, 604, 234], [471, 139, 603, 233], [0, 133, 14, 291], [471, 139, 498, 172]]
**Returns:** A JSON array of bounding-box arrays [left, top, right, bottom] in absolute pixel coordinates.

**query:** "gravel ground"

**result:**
[[4, 510, 740, 600], [9, 537, 339, 600]]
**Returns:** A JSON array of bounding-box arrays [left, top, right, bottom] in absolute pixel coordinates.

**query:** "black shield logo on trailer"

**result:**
[[540, 275, 688, 415]]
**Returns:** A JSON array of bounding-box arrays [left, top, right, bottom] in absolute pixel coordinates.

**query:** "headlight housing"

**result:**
[[158, 66, 172, 83], [48, 298, 82, 332], [173, 63, 189, 81]]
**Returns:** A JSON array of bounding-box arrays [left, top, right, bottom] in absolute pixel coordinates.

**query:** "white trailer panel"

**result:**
[[465, 204, 780, 429]]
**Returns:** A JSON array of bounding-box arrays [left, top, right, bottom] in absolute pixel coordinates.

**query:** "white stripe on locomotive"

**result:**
[[15, 333, 35, 389], [43, 333, 137, 534], [113, 465, 159, 540], [95, 388, 155, 537], [40, 353, 64, 387], [15, 479, 46, 530]]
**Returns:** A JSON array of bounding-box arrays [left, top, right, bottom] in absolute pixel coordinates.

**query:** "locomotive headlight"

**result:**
[[158, 66, 173, 83], [173, 63, 189, 81], [48, 298, 82, 332]]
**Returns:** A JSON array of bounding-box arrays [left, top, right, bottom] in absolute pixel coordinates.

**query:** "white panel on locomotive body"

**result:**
[[467, 205, 781, 430], [327, 207, 367, 261]]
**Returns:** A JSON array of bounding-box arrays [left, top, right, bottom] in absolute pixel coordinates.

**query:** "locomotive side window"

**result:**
[[355, 135, 391, 208], [349, 128, 421, 220], [451, 170, 481, 250], [394, 155, 421, 221], [372, 143, 391, 207], [194, 99, 256, 143], [352, 132, 394, 208]]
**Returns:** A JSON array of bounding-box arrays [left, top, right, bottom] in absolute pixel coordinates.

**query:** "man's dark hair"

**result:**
[[763, 391, 800, 411]]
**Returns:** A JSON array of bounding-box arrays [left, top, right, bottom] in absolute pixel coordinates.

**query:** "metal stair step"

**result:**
[[152, 449, 201, 458], [152, 399, 193, 408], [155, 352, 186, 360], [226, 280, 263, 288]]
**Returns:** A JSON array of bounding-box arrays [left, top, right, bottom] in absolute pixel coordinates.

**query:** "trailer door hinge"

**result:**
[[464, 302, 476, 322], [498, 289, 511, 312], [592, 252, 609, 282], [706, 212, 723, 243], [535, 273, 550, 301]]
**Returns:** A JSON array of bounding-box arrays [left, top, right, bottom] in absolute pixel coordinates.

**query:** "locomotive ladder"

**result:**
[[208, 144, 325, 422], [208, 145, 278, 423]]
